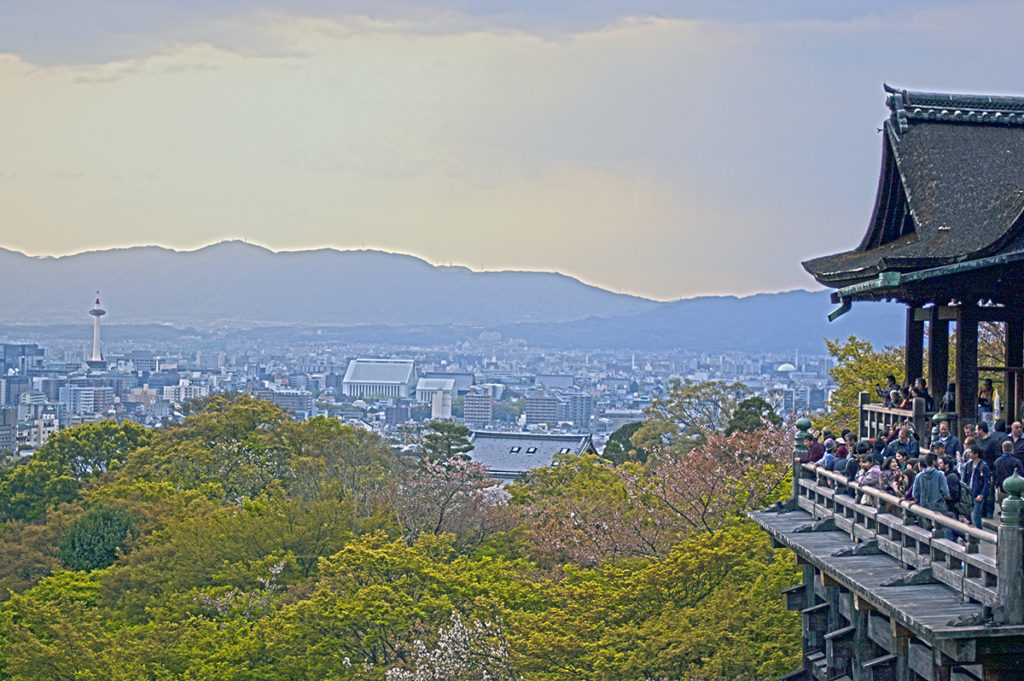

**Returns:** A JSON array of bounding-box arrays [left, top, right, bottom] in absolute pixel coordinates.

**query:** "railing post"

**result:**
[[996, 472, 1024, 624], [793, 417, 811, 501], [858, 391, 870, 440], [911, 397, 927, 445]]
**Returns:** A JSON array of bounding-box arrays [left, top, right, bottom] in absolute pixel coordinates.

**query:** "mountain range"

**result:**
[[0, 242, 903, 353]]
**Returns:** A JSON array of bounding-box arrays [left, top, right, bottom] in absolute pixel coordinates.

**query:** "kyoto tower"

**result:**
[[86, 292, 107, 370]]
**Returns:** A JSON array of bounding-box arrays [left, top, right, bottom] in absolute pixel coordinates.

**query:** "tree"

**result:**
[[125, 395, 291, 501], [0, 421, 150, 523], [601, 422, 645, 465], [620, 421, 794, 537], [492, 399, 524, 424], [59, 505, 137, 571], [421, 421, 473, 461], [631, 380, 748, 454], [35, 420, 150, 480], [725, 396, 782, 435], [394, 456, 509, 548], [513, 453, 669, 566], [822, 335, 904, 432]]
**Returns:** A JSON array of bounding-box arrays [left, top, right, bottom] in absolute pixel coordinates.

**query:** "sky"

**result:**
[[1, 1, 1023, 300]]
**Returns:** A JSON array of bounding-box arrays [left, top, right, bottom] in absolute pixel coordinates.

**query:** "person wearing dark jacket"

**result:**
[[932, 421, 961, 456], [797, 433, 824, 464], [841, 445, 864, 497], [963, 447, 992, 529], [993, 440, 1024, 507], [884, 427, 919, 460], [938, 453, 964, 542]]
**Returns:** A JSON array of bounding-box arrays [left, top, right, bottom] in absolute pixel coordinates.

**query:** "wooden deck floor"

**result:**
[[750, 508, 1024, 644]]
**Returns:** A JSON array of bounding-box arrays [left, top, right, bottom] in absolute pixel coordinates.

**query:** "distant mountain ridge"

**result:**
[[0, 242, 904, 352], [0, 241, 656, 326]]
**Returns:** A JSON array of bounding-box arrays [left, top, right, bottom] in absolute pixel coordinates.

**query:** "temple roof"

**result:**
[[803, 86, 1024, 289]]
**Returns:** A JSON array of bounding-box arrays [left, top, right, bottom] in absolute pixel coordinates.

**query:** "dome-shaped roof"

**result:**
[[777, 363, 797, 372]]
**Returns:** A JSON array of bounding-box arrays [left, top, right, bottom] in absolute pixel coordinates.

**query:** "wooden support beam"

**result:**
[[914, 306, 958, 322], [1006, 318, 1023, 424], [821, 571, 841, 589], [854, 594, 876, 612], [907, 306, 925, 385], [890, 619, 912, 640], [930, 306, 950, 407], [957, 302, 980, 425]]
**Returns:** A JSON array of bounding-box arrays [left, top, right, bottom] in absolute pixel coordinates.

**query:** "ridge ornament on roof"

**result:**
[[885, 83, 1024, 134]]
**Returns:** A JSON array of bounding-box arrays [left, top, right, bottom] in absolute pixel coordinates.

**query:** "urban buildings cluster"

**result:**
[[0, 298, 838, 468]]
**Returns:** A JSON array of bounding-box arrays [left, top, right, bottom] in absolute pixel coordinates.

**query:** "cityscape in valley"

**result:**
[[1, 283, 836, 471]]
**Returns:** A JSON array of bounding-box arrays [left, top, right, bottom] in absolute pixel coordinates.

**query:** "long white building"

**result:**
[[342, 359, 417, 398]]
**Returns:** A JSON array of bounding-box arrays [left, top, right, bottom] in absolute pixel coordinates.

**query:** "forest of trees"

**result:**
[[0, 393, 800, 680]]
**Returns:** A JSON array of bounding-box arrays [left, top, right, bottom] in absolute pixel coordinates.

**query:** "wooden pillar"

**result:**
[[851, 610, 873, 681], [929, 307, 950, 409], [956, 302, 979, 426], [906, 306, 924, 386], [1006, 317, 1023, 424]]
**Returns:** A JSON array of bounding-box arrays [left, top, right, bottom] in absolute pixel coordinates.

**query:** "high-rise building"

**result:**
[[525, 393, 560, 425], [560, 392, 593, 430], [463, 386, 494, 428], [2, 344, 44, 373], [59, 385, 113, 415]]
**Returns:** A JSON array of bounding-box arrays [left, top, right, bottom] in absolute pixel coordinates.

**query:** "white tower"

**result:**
[[87, 292, 107, 370]]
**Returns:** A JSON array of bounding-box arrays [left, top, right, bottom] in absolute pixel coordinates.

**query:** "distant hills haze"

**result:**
[[0, 242, 903, 353]]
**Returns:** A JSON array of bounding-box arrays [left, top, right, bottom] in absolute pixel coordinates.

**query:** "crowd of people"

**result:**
[[796, 414, 1024, 535]]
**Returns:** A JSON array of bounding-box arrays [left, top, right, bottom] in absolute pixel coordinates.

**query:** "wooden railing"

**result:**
[[795, 462, 1000, 607], [857, 392, 958, 448]]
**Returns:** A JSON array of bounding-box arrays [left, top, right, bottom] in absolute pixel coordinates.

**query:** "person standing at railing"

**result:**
[[819, 439, 837, 471], [796, 433, 824, 464], [933, 421, 962, 456], [913, 378, 935, 411], [857, 455, 884, 505], [906, 453, 951, 514], [876, 374, 899, 402], [840, 444, 864, 497], [938, 452, 965, 542], [963, 446, 992, 530], [975, 422, 1001, 518], [993, 439, 1024, 508], [885, 427, 920, 461], [1009, 421, 1024, 461]]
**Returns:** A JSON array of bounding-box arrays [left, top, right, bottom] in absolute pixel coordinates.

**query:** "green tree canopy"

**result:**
[[821, 335, 904, 432], [601, 421, 645, 465], [59, 504, 136, 571], [632, 380, 748, 454], [725, 396, 783, 435]]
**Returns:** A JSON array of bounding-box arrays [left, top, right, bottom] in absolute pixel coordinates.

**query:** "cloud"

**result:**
[[1, 2, 1023, 299]]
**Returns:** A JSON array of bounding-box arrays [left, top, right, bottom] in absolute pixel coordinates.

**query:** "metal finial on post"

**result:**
[[792, 417, 812, 500], [996, 471, 1024, 624]]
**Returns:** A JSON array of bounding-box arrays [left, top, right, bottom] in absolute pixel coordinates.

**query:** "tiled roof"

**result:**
[[469, 431, 593, 480], [803, 86, 1024, 289]]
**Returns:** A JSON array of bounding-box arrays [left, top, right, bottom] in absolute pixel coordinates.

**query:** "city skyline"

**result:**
[[2, 1, 1022, 299]]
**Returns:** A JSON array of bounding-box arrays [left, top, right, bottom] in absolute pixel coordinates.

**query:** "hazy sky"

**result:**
[[2, 1, 1022, 300]]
